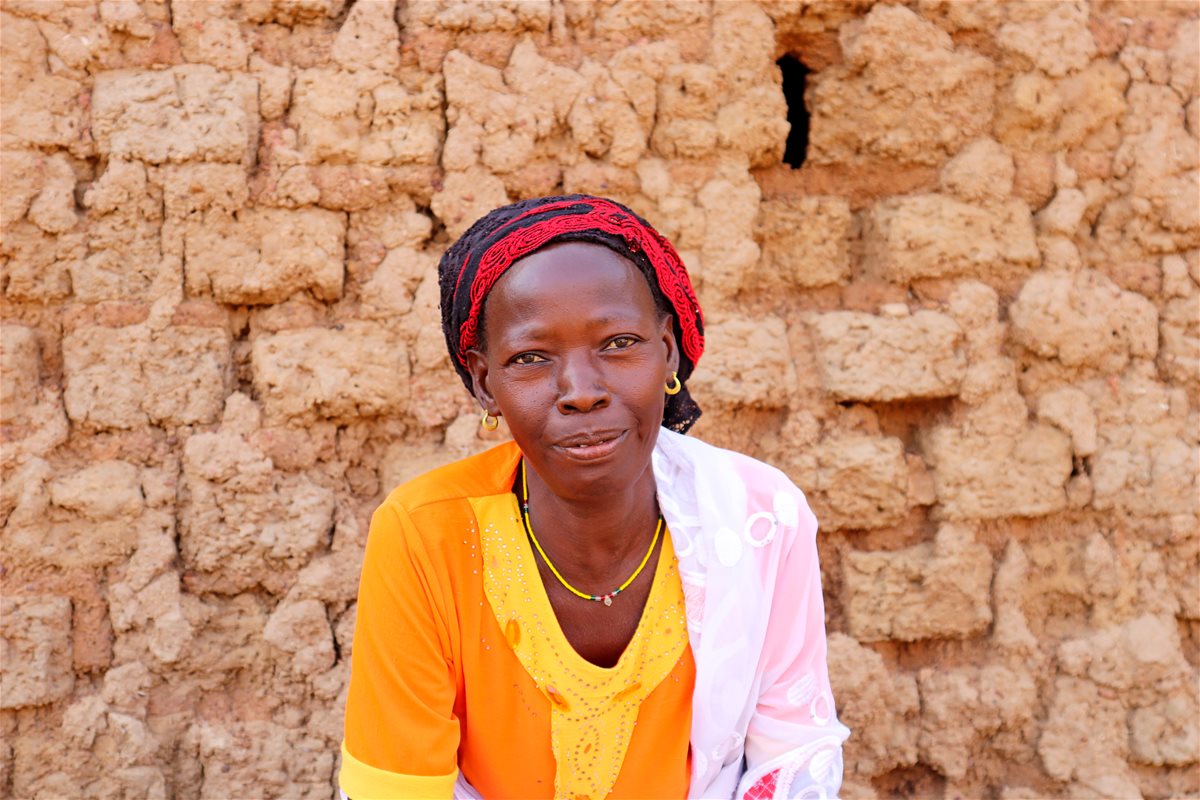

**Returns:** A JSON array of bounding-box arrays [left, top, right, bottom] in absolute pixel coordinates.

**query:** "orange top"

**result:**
[[341, 441, 695, 799]]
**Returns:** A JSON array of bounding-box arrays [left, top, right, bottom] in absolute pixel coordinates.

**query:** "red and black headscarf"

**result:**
[[438, 194, 705, 433]]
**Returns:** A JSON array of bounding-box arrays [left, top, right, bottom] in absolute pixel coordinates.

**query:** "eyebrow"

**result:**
[[499, 312, 647, 341]]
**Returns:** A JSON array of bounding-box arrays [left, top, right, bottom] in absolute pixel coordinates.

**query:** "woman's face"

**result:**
[[466, 242, 679, 501]]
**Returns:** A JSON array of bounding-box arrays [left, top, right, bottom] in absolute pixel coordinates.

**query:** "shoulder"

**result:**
[[381, 440, 523, 516], [655, 428, 817, 540], [672, 430, 797, 486], [366, 440, 522, 565], [656, 428, 805, 497]]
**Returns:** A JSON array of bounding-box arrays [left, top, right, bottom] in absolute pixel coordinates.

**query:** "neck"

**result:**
[[522, 460, 660, 583]]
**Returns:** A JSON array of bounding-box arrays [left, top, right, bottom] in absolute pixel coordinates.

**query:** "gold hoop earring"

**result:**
[[665, 372, 682, 396], [481, 410, 500, 431]]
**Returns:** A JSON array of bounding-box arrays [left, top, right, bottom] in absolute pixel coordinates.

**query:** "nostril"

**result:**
[[557, 385, 610, 413]]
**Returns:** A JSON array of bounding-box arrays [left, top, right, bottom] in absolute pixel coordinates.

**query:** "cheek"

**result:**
[[630, 376, 667, 427], [492, 377, 552, 427]]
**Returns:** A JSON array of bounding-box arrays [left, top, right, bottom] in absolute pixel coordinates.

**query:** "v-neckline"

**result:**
[[472, 488, 690, 799], [501, 491, 673, 674]]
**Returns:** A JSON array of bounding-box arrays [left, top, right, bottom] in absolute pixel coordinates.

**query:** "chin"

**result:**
[[536, 437, 657, 499]]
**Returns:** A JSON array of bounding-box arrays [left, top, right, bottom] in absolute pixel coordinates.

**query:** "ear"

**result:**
[[658, 314, 680, 375], [465, 349, 500, 414]]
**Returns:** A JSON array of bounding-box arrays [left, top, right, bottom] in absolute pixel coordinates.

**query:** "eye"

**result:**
[[603, 336, 639, 351], [511, 352, 546, 365]]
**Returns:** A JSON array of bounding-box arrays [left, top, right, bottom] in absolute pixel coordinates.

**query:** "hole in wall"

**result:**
[[873, 763, 946, 799], [776, 54, 811, 169]]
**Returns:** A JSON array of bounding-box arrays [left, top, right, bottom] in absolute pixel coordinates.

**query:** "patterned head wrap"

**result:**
[[438, 194, 705, 433]]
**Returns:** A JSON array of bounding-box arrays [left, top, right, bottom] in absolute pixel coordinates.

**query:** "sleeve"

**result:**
[[737, 499, 851, 800], [340, 501, 460, 800]]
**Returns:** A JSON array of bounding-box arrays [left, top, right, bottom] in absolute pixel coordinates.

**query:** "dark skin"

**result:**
[[466, 242, 680, 668]]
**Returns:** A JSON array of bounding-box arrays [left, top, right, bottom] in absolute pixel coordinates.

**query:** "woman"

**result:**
[[340, 196, 849, 799]]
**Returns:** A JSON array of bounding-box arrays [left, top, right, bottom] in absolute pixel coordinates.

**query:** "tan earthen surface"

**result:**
[[1, 1, 1198, 798]]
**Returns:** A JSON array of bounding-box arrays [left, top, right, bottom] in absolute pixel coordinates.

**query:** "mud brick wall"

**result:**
[[1, 1, 1197, 798]]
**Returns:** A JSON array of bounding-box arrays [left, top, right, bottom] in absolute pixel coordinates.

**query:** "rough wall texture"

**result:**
[[1, 1, 1198, 798]]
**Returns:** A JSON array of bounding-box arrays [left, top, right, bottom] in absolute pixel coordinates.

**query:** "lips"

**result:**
[[553, 429, 627, 461]]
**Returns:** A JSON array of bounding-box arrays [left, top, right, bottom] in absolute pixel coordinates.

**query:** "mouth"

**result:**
[[553, 430, 627, 462]]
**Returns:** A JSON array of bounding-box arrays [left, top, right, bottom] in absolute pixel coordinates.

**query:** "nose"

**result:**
[[556, 352, 610, 414]]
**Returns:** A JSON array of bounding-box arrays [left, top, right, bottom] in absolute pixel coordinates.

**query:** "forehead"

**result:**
[[487, 241, 658, 318]]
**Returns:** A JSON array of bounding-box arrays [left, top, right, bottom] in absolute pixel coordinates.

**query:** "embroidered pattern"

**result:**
[[743, 769, 778, 800], [473, 493, 688, 800]]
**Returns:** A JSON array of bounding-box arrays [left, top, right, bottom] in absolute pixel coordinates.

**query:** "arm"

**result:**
[[340, 501, 460, 800], [737, 502, 850, 800]]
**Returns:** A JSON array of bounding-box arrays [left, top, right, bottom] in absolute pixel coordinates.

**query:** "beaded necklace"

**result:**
[[520, 461, 663, 607]]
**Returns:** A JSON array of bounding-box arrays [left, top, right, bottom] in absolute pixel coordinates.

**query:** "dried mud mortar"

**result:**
[[1, 1, 1198, 798]]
